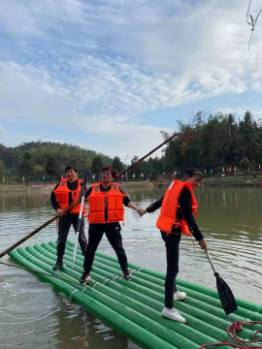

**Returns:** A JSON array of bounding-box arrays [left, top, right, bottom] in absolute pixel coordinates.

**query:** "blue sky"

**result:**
[[0, 0, 262, 160]]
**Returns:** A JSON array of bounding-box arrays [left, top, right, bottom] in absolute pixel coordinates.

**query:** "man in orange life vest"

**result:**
[[51, 166, 87, 271], [80, 166, 143, 285], [140, 169, 207, 323]]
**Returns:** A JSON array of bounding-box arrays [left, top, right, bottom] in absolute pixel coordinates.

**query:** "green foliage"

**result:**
[[45, 156, 62, 179], [0, 160, 5, 180], [128, 156, 164, 181], [0, 111, 260, 183], [164, 111, 262, 175], [91, 155, 104, 179], [112, 156, 125, 173], [19, 152, 34, 183], [0, 141, 111, 182]]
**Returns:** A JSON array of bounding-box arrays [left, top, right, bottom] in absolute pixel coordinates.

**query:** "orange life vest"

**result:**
[[88, 182, 124, 224], [53, 177, 84, 215], [156, 180, 198, 236]]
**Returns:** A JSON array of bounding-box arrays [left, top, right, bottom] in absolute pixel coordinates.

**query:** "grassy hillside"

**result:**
[[0, 141, 112, 183]]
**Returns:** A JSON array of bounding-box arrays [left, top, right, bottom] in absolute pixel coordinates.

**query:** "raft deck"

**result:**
[[9, 241, 262, 349]]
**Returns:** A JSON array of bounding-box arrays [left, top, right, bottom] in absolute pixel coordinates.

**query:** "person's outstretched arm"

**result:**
[[179, 187, 207, 250]]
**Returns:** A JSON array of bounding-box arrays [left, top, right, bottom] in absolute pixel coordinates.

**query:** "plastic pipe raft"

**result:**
[[9, 241, 262, 349]]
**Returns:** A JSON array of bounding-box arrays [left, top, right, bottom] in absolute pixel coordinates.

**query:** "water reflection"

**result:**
[[198, 187, 262, 239], [0, 192, 50, 211]]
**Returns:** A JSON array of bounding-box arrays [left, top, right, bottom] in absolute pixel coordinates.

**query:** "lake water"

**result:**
[[0, 187, 261, 348]]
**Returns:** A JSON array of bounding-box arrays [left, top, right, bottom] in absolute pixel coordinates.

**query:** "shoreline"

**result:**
[[202, 176, 262, 187], [1, 177, 262, 193], [0, 184, 55, 193], [0, 181, 156, 193]]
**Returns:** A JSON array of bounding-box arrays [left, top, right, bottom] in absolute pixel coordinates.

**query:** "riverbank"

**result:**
[[203, 175, 262, 187], [0, 184, 55, 193], [1, 177, 262, 193], [0, 181, 156, 193]]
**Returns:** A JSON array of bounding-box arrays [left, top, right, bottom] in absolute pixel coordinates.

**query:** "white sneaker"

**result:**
[[174, 290, 187, 301], [161, 307, 186, 323]]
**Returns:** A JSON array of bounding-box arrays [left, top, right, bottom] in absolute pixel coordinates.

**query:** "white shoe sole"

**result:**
[[161, 312, 186, 323]]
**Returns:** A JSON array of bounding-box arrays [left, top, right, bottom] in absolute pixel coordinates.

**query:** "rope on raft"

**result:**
[[200, 320, 262, 348]]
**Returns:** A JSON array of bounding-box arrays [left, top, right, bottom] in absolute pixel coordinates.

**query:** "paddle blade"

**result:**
[[215, 273, 238, 315]]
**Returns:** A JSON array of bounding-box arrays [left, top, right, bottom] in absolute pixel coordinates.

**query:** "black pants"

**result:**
[[56, 214, 87, 264], [83, 222, 128, 275], [161, 231, 181, 308]]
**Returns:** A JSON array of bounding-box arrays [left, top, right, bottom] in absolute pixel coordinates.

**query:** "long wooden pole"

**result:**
[[0, 183, 87, 259], [0, 215, 58, 258], [117, 132, 177, 177]]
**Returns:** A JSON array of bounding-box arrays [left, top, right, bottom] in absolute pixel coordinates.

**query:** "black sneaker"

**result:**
[[80, 273, 91, 286], [122, 270, 130, 280], [53, 262, 63, 271]]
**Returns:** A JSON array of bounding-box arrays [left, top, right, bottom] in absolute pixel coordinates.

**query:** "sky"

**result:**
[[0, 0, 262, 160]]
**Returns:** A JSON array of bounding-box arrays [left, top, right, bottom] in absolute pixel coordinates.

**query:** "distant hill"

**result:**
[[0, 141, 113, 183], [1, 111, 261, 185]]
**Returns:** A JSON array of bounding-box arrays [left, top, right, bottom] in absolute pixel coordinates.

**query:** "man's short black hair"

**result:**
[[64, 165, 78, 173], [101, 166, 117, 178], [184, 168, 203, 178]]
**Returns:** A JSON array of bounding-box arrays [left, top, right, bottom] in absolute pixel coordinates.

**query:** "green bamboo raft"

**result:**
[[9, 241, 262, 349]]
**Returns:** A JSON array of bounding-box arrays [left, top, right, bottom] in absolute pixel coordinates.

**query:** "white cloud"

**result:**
[[0, 59, 171, 157], [75, 115, 170, 160], [0, 0, 85, 36], [1, 0, 262, 157], [0, 60, 74, 122]]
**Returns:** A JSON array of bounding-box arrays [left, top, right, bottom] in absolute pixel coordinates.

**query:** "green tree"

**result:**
[[163, 111, 262, 175], [239, 157, 250, 175], [91, 156, 104, 179], [112, 156, 125, 173], [46, 156, 61, 179], [0, 160, 5, 182], [19, 152, 34, 182], [0, 141, 113, 182], [239, 111, 258, 164], [32, 164, 45, 179]]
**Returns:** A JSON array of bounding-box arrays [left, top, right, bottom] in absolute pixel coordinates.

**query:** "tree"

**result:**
[[0, 141, 112, 182], [46, 156, 61, 179], [161, 111, 262, 175], [130, 156, 140, 180], [0, 160, 5, 181], [32, 164, 45, 179], [112, 156, 125, 173], [19, 152, 34, 182], [91, 156, 104, 178], [240, 157, 250, 175]]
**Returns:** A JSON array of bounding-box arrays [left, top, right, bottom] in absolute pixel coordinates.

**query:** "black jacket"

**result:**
[[51, 180, 80, 210], [146, 186, 203, 241]]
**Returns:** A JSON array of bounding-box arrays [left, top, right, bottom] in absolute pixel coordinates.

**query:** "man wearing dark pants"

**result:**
[[51, 166, 87, 271], [80, 166, 142, 285], [161, 231, 181, 309], [141, 169, 207, 323], [84, 222, 127, 279]]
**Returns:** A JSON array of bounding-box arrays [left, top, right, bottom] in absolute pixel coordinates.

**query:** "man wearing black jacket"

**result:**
[[140, 169, 207, 323], [80, 166, 143, 285], [51, 166, 87, 271]]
